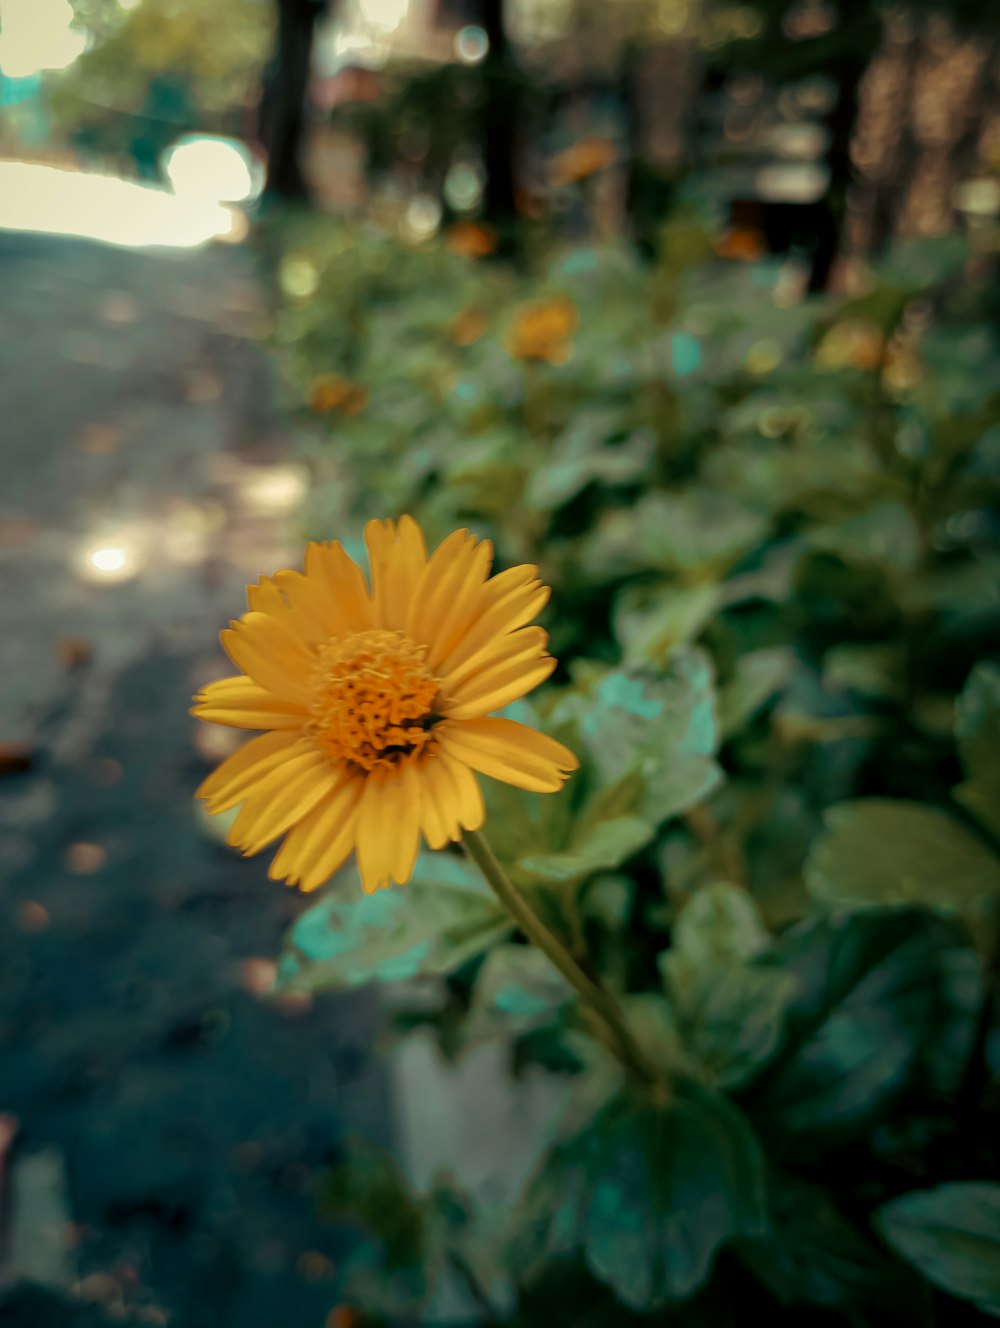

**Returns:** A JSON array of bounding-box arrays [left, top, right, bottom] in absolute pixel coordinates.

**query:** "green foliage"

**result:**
[[263, 219, 1000, 1326], [747, 911, 981, 1141], [278, 851, 509, 993], [511, 1081, 767, 1310], [659, 883, 796, 1089], [48, 0, 272, 145], [806, 800, 1000, 926], [875, 1183, 1000, 1318], [955, 663, 1000, 842]]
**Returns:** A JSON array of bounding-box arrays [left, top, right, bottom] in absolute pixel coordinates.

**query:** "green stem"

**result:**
[[462, 828, 655, 1084]]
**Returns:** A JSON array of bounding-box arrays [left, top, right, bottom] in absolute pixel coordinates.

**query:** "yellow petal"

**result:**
[[443, 656, 557, 721], [304, 540, 376, 635], [437, 571, 549, 678], [361, 762, 422, 887], [393, 759, 422, 883], [226, 748, 343, 855], [257, 567, 343, 644], [355, 774, 398, 893], [197, 730, 302, 812], [424, 537, 494, 669], [442, 624, 549, 699], [269, 773, 363, 891], [365, 515, 428, 630], [416, 754, 454, 849], [221, 617, 314, 707], [406, 529, 479, 649], [434, 749, 485, 832], [191, 675, 306, 730], [436, 718, 577, 793]]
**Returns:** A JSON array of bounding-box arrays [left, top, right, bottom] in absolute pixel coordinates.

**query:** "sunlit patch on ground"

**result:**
[[0, 160, 244, 249]]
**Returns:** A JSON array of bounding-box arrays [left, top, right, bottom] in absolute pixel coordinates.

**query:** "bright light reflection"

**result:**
[[444, 162, 483, 212], [162, 136, 263, 204], [79, 539, 141, 584], [358, 0, 409, 32], [0, 161, 243, 250], [0, 0, 86, 78], [454, 25, 489, 64], [402, 194, 442, 242], [91, 547, 126, 573], [755, 162, 828, 204], [238, 465, 309, 515]]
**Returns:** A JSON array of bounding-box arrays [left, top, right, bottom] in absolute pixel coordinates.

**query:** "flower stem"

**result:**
[[462, 828, 655, 1084]]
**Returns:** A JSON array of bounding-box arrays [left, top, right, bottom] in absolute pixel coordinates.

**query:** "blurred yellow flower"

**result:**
[[193, 518, 577, 894], [445, 221, 498, 258], [450, 307, 489, 346], [308, 373, 368, 416], [550, 136, 616, 185], [714, 226, 767, 262], [506, 296, 578, 364], [882, 342, 923, 394], [815, 320, 885, 372]]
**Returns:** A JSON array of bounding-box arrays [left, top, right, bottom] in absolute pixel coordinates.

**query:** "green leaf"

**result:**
[[563, 649, 722, 826], [581, 490, 767, 581], [669, 880, 771, 964], [661, 884, 795, 1089], [749, 911, 981, 1139], [954, 662, 1000, 841], [511, 1083, 767, 1309], [526, 416, 655, 511], [740, 1172, 929, 1323], [806, 799, 1000, 925], [322, 1139, 426, 1272], [808, 501, 920, 574], [718, 648, 796, 739], [613, 582, 719, 664], [277, 851, 510, 993], [823, 644, 904, 701], [474, 944, 572, 1030], [519, 816, 654, 885], [875, 1182, 1000, 1317]]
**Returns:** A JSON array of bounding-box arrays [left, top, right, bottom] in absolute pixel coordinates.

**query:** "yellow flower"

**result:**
[[308, 373, 368, 416], [814, 320, 885, 372], [449, 307, 489, 347], [714, 226, 767, 262], [506, 296, 578, 364], [550, 136, 616, 185], [193, 518, 578, 894], [445, 221, 497, 258]]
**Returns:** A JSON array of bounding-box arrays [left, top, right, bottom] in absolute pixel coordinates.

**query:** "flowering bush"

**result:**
[[213, 217, 1000, 1326]]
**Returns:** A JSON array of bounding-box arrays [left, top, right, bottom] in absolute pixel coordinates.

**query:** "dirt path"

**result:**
[[0, 234, 387, 1328]]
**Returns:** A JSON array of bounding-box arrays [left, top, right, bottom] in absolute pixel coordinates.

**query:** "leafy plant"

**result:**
[[255, 219, 1000, 1326]]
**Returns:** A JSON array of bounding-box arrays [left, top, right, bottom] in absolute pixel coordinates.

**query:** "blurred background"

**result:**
[[1, 1, 999, 1326]]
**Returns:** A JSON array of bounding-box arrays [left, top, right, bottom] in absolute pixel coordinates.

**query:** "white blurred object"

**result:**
[[0, 1148, 76, 1291], [0, 0, 86, 78], [77, 534, 144, 584], [453, 24, 489, 64], [755, 161, 829, 204], [359, 0, 409, 30], [954, 177, 1000, 218], [765, 121, 828, 161], [443, 161, 483, 212], [0, 161, 242, 250], [402, 193, 442, 241], [238, 464, 309, 515], [161, 135, 264, 205]]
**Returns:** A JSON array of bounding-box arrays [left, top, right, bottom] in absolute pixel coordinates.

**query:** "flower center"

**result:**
[[309, 629, 439, 772]]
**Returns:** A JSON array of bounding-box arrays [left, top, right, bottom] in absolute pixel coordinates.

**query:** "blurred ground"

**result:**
[[0, 233, 388, 1328]]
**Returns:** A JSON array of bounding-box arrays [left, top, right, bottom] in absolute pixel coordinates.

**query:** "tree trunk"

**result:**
[[807, 0, 883, 291], [481, 0, 518, 226], [259, 0, 325, 201]]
